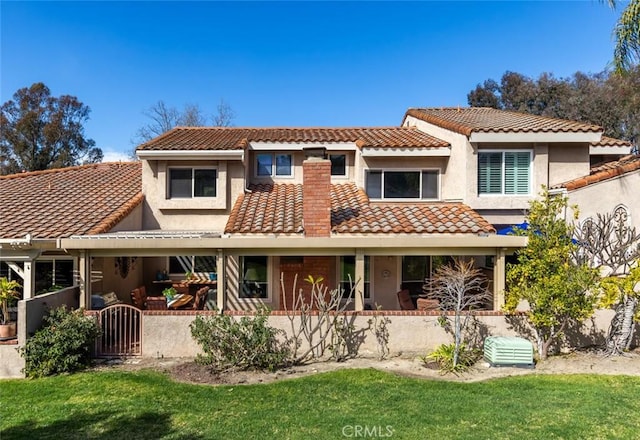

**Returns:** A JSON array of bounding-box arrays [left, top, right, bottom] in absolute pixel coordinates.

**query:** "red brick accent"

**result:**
[[302, 159, 331, 237], [280, 256, 335, 309]]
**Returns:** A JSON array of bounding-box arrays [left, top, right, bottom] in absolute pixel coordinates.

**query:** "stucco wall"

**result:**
[[139, 309, 619, 359], [566, 171, 640, 231], [0, 344, 23, 378], [548, 144, 591, 187], [141, 160, 245, 231]]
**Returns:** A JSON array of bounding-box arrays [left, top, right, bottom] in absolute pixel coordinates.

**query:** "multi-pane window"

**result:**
[[168, 168, 217, 198], [240, 256, 268, 299], [329, 154, 347, 176], [35, 259, 74, 295], [339, 256, 371, 300], [478, 151, 531, 195], [169, 256, 217, 277], [365, 170, 438, 200], [256, 153, 292, 177]]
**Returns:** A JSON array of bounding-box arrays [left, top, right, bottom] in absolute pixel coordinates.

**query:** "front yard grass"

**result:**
[[2, 368, 640, 439]]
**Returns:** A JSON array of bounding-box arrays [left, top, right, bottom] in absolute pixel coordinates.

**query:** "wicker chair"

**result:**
[[397, 289, 416, 310]]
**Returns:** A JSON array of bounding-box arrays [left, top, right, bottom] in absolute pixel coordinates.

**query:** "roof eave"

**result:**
[[361, 147, 451, 157], [136, 150, 245, 161], [469, 132, 602, 144], [589, 145, 632, 155]]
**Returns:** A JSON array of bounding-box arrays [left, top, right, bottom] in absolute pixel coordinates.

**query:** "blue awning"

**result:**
[[497, 223, 528, 235]]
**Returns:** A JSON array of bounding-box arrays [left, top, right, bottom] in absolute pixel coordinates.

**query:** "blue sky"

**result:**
[[1, 1, 622, 161]]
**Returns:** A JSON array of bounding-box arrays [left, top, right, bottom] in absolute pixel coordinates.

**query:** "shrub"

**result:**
[[19, 306, 101, 378], [190, 307, 293, 372], [422, 343, 479, 374]]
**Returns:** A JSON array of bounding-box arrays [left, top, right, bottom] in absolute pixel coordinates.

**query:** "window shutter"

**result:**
[[505, 152, 530, 194], [478, 153, 502, 194]]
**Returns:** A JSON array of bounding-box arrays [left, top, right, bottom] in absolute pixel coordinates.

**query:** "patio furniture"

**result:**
[[146, 296, 168, 310], [417, 298, 439, 311], [167, 294, 194, 309], [397, 289, 415, 310], [130, 286, 147, 309], [193, 286, 209, 310]]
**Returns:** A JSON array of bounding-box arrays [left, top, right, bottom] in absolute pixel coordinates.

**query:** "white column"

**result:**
[[216, 250, 225, 313], [22, 259, 35, 300], [493, 249, 506, 310], [354, 250, 365, 312], [78, 251, 92, 309]]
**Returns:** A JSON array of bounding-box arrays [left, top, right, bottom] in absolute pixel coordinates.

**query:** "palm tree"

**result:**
[[608, 0, 640, 72]]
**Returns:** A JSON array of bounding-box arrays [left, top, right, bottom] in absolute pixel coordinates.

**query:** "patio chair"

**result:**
[[193, 286, 209, 310], [397, 289, 415, 310], [130, 287, 147, 310]]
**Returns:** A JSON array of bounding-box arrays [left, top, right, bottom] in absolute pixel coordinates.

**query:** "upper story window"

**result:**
[[478, 151, 531, 195], [365, 170, 439, 200], [256, 153, 293, 177], [168, 168, 217, 198], [329, 154, 347, 176]]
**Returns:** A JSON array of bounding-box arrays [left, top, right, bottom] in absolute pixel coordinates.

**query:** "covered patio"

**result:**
[[60, 231, 526, 313]]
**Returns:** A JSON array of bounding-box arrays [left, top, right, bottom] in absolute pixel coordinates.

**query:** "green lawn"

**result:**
[[2, 369, 640, 439]]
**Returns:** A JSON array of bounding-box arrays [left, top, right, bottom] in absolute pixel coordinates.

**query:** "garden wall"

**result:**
[[141, 309, 619, 359]]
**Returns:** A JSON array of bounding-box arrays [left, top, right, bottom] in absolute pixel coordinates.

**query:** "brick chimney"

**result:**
[[302, 149, 331, 237]]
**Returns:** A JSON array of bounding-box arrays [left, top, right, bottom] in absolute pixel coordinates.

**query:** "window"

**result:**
[[256, 153, 292, 177], [240, 256, 268, 299], [168, 168, 217, 198], [339, 256, 371, 300], [478, 151, 531, 195], [169, 256, 217, 277], [35, 259, 74, 295], [329, 154, 347, 176], [365, 170, 438, 200], [401, 256, 453, 300]]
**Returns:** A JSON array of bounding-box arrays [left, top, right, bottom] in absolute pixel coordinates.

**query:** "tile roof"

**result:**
[[225, 183, 495, 235], [404, 107, 603, 136], [591, 136, 633, 148], [137, 127, 448, 151], [0, 162, 142, 239], [555, 154, 640, 191]]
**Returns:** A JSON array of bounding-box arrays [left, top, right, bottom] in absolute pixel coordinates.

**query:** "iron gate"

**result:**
[[95, 304, 142, 357]]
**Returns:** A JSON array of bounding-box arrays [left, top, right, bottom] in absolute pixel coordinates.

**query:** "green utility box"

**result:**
[[484, 336, 534, 368]]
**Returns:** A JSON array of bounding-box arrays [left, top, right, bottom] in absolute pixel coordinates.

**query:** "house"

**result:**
[[1, 107, 635, 369]]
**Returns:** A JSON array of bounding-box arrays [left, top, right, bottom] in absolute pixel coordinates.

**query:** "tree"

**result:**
[[0, 83, 102, 175], [573, 207, 640, 355], [607, 0, 640, 73], [424, 258, 491, 370], [133, 98, 236, 145], [505, 189, 600, 360], [467, 69, 640, 151]]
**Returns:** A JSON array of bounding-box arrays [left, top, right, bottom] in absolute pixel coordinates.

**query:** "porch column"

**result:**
[[78, 251, 91, 309], [216, 250, 225, 313], [493, 249, 506, 310], [354, 250, 365, 312], [22, 259, 35, 300]]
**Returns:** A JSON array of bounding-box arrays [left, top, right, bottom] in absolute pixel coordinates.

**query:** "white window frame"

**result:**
[[329, 153, 348, 178], [167, 166, 218, 199], [364, 168, 440, 201], [477, 149, 532, 196], [255, 153, 294, 178]]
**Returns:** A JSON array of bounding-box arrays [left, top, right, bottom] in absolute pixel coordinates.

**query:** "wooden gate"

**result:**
[[95, 304, 142, 357]]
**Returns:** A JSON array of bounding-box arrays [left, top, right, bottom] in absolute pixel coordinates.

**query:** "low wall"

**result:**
[[0, 344, 23, 378], [0, 286, 81, 379], [141, 309, 620, 359], [18, 286, 80, 344]]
